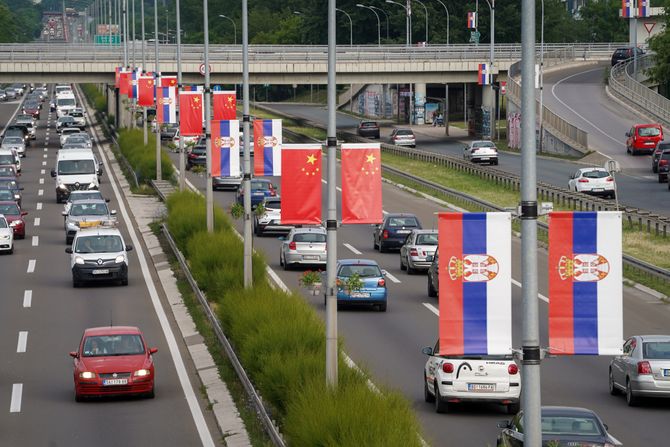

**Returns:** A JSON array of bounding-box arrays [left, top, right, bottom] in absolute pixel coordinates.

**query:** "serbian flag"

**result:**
[[467, 11, 477, 29], [549, 212, 623, 355], [478, 63, 490, 85], [119, 69, 131, 96], [622, 0, 632, 17], [137, 75, 155, 107], [213, 91, 237, 120], [638, 0, 649, 17], [280, 144, 322, 225], [156, 86, 177, 124], [341, 143, 382, 224], [114, 67, 121, 88], [182, 85, 203, 92], [438, 212, 512, 356], [253, 119, 282, 176], [129, 68, 140, 99], [179, 91, 204, 136], [161, 75, 177, 88], [212, 120, 240, 178]]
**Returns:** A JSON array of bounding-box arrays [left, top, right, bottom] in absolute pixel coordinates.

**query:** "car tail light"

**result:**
[[578, 178, 589, 183], [377, 278, 386, 287], [442, 362, 454, 373], [638, 361, 652, 375], [382, 230, 389, 239], [508, 364, 519, 375], [409, 248, 418, 256], [606, 177, 614, 182], [660, 160, 669, 167], [288, 241, 296, 251]]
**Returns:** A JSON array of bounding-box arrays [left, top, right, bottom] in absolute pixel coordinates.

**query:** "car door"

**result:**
[[619, 338, 637, 383], [425, 340, 440, 388], [400, 232, 412, 260], [611, 338, 631, 387]]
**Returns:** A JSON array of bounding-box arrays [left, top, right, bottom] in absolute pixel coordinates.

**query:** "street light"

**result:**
[[336, 8, 353, 46], [435, 0, 450, 46], [539, 0, 544, 152], [218, 14, 237, 45], [369, 6, 390, 41], [356, 4, 380, 46], [385, 0, 411, 46], [484, 0, 495, 132], [415, 0, 428, 44]]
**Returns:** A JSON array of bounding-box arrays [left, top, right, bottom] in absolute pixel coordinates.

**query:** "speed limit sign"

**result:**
[[198, 63, 212, 76]]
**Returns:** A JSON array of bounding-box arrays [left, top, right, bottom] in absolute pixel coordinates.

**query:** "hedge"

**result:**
[[80, 84, 107, 115], [117, 129, 175, 185]]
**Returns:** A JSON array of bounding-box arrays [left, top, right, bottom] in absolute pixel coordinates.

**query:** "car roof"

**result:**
[[71, 199, 107, 205], [338, 259, 380, 266], [386, 212, 418, 218], [57, 149, 95, 159], [638, 335, 670, 342], [635, 123, 661, 128], [579, 167, 607, 172], [539, 406, 600, 418], [76, 227, 122, 237], [83, 326, 141, 336], [292, 226, 326, 233]]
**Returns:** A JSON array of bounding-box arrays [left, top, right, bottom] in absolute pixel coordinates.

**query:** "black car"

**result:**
[[651, 142, 670, 173], [497, 406, 621, 447], [186, 145, 207, 170], [373, 213, 422, 252], [658, 149, 670, 183], [427, 250, 439, 297], [357, 120, 380, 139], [611, 47, 644, 66]]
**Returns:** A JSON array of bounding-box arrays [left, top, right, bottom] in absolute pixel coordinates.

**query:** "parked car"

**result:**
[[0, 201, 27, 239], [427, 250, 439, 297], [254, 197, 293, 236], [399, 229, 438, 274], [609, 334, 670, 406], [464, 140, 499, 165], [357, 120, 380, 139], [390, 128, 416, 147], [0, 214, 13, 254], [611, 46, 645, 66], [651, 142, 670, 173], [373, 212, 422, 252], [626, 123, 663, 155], [333, 259, 388, 312], [236, 179, 277, 208], [568, 167, 616, 199], [279, 226, 327, 270]]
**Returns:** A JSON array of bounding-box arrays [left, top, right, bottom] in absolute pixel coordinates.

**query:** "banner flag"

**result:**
[[213, 91, 237, 120], [137, 75, 155, 107], [341, 143, 382, 224], [211, 120, 240, 178], [178, 91, 204, 136], [156, 87, 177, 124], [280, 144, 322, 225], [253, 119, 282, 176]]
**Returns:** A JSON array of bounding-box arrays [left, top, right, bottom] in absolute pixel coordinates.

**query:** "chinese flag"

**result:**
[[281, 144, 322, 225], [179, 91, 204, 136], [114, 67, 121, 88], [137, 76, 155, 107], [341, 143, 383, 224], [213, 91, 237, 120], [161, 75, 177, 88], [119, 70, 131, 96]]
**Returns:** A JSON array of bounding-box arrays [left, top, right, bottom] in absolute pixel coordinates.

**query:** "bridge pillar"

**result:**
[[106, 84, 116, 122], [482, 84, 495, 139], [414, 83, 426, 125]]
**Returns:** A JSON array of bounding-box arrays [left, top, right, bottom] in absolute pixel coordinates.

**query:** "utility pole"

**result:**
[[141, 0, 147, 145], [242, 0, 253, 287], [204, 0, 213, 233], [154, 0, 161, 180], [177, 0, 185, 190]]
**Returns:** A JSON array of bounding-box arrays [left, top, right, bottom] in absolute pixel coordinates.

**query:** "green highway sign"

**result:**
[[469, 31, 480, 44], [94, 34, 120, 45]]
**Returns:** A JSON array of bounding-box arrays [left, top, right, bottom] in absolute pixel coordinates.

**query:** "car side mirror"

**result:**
[[110, 210, 117, 215], [381, 269, 388, 276], [65, 247, 73, 254], [69, 351, 79, 358], [497, 420, 511, 429], [21, 211, 28, 216], [125, 245, 133, 251], [421, 346, 433, 356], [149, 347, 158, 355], [50, 169, 56, 177]]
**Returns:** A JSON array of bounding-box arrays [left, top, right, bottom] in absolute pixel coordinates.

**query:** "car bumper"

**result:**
[[578, 188, 615, 197], [256, 222, 293, 234], [471, 155, 498, 163], [0, 240, 13, 251], [393, 140, 416, 147], [213, 176, 242, 189], [284, 252, 327, 265], [72, 264, 127, 282], [10, 225, 24, 236], [380, 238, 406, 249], [359, 131, 380, 138], [337, 290, 387, 305], [407, 258, 433, 270], [632, 145, 656, 154], [436, 384, 521, 403], [75, 377, 153, 397], [630, 377, 670, 397]]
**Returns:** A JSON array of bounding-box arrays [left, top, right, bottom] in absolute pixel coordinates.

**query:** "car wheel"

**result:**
[[653, 164, 658, 173], [626, 378, 639, 406], [659, 175, 665, 183], [378, 302, 387, 312], [407, 259, 415, 275], [378, 241, 386, 253], [609, 369, 621, 396], [424, 375, 435, 403], [74, 390, 84, 402], [434, 384, 449, 413], [146, 386, 155, 399], [279, 252, 284, 267], [72, 278, 81, 288], [254, 224, 260, 236], [400, 256, 406, 271], [8, 246, 13, 254], [120, 276, 128, 286], [427, 276, 437, 298], [493, 160, 499, 166], [507, 401, 520, 415], [373, 237, 378, 250]]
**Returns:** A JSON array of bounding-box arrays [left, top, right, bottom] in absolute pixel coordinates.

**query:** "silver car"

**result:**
[[279, 227, 327, 270], [609, 335, 670, 406], [254, 197, 293, 236], [390, 128, 416, 148], [400, 229, 438, 274], [464, 140, 499, 165], [1, 137, 26, 158], [62, 199, 117, 245]]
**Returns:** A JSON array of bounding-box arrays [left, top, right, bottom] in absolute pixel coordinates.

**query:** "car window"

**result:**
[[582, 170, 608, 179], [338, 264, 382, 277], [0, 180, 18, 189], [642, 341, 670, 359], [473, 141, 494, 148], [74, 235, 123, 253], [0, 203, 19, 214], [360, 122, 377, 128], [638, 127, 661, 137], [264, 199, 281, 210], [0, 155, 14, 165], [251, 181, 268, 191], [69, 192, 103, 202], [57, 159, 96, 175], [3, 137, 24, 145], [539, 416, 603, 436], [0, 190, 14, 200], [395, 129, 413, 136], [70, 203, 109, 216], [0, 218, 7, 228], [416, 233, 438, 245], [82, 334, 144, 357], [661, 152, 670, 160], [388, 216, 419, 227], [293, 232, 326, 243]]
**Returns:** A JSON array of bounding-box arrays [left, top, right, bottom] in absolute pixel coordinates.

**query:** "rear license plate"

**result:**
[[79, 221, 101, 228], [92, 269, 109, 275], [396, 230, 411, 234], [102, 379, 128, 386], [303, 255, 319, 261], [468, 383, 495, 392], [664, 369, 670, 377], [480, 157, 490, 161], [350, 292, 370, 298], [253, 192, 264, 196], [592, 188, 604, 192], [426, 255, 434, 262]]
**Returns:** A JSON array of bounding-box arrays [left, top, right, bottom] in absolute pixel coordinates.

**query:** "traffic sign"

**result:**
[[500, 81, 507, 95], [94, 34, 120, 45], [644, 22, 656, 35], [469, 31, 480, 44], [199, 63, 212, 76]]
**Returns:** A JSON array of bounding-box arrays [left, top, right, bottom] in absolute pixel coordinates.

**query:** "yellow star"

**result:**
[[366, 153, 376, 164], [194, 96, 200, 103], [306, 154, 317, 165]]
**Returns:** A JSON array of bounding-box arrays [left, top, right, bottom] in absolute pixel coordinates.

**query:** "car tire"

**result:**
[[74, 391, 84, 402], [609, 369, 621, 396], [424, 375, 435, 403], [493, 160, 499, 166], [378, 241, 386, 253], [406, 260, 415, 275], [146, 386, 155, 399], [507, 402, 520, 415], [626, 378, 639, 406], [373, 237, 378, 250], [254, 224, 261, 237], [434, 384, 449, 413], [8, 246, 13, 254], [659, 175, 665, 183], [400, 257, 406, 271], [427, 276, 437, 298], [378, 303, 387, 312], [120, 276, 128, 286], [653, 164, 658, 173], [72, 278, 81, 288]]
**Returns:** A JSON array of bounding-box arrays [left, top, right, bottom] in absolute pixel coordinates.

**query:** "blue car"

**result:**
[[236, 179, 277, 208], [373, 212, 422, 252], [332, 259, 388, 312]]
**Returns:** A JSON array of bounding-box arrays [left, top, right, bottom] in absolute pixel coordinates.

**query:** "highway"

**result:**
[[0, 91, 219, 445]]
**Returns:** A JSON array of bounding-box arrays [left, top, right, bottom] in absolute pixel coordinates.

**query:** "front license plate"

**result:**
[[350, 292, 370, 298], [303, 255, 319, 261], [664, 369, 670, 377], [103, 378, 128, 386], [468, 383, 495, 392], [92, 269, 109, 275]]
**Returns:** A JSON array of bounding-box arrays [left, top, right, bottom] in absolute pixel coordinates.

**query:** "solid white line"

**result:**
[[39, 178, 44, 184], [9, 384, 22, 413], [23, 290, 32, 308], [83, 89, 215, 447], [31, 236, 38, 247], [34, 218, 40, 227], [16, 332, 27, 353], [27, 260, 36, 273], [37, 189, 43, 196], [423, 302, 439, 316], [512, 278, 549, 303], [384, 271, 401, 284], [36, 202, 42, 210], [343, 243, 362, 255]]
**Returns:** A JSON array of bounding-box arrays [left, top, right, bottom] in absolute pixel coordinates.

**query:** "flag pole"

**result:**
[[242, 0, 252, 286], [154, 0, 161, 181], [141, 0, 147, 145], [204, 0, 213, 232], [176, 0, 185, 190]]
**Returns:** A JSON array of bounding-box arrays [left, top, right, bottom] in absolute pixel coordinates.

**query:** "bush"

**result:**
[[81, 84, 106, 115], [117, 129, 175, 184]]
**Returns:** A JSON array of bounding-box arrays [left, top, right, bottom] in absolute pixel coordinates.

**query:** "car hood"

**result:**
[[57, 174, 98, 184], [0, 227, 12, 236], [80, 355, 149, 373]]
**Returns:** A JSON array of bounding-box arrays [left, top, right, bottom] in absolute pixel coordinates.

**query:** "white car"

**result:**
[[464, 140, 499, 165], [279, 226, 327, 270], [1, 136, 26, 158], [69, 108, 86, 129], [254, 197, 293, 236], [422, 341, 521, 414], [399, 229, 438, 273], [0, 214, 14, 254], [65, 227, 132, 287], [63, 190, 107, 215], [60, 128, 83, 147], [390, 128, 416, 148], [0, 149, 21, 172], [63, 133, 92, 150], [568, 167, 616, 199]]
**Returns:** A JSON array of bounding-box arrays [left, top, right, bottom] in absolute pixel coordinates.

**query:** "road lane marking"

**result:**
[[384, 271, 401, 283], [9, 384, 22, 413], [31, 236, 38, 247], [512, 279, 549, 303], [39, 178, 44, 184], [43, 154, 47, 158], [16, 332, 27, 353], [343, 243, 362, 255], [36, 202, 42, 210], [42, 161, 46, 166], [423, 302, 439, 316], [37, 189, 43, 196], [43, 148, 48, 152], [27, 260, 36, 273], [34, 217, 40, 226], [23, 290, 32, 308], [40, 169, 45, 175]]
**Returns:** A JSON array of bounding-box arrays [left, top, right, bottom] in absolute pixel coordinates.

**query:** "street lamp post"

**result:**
[[141, 0, 147, 145], [336, 8, 353, 46], [385, 0, 411, 46], [242, 0, 253, 287], [356, 4, 380, 46], [177, 0, 185, 190], [204, 0, 213, 233], [435, 0, 450, 45], [484, 0, 495, 135], [415, 0, 428, 44], [369, 6, 389, 41], [154, 0, 161, 181], [218, 14, 237, 45], [539, 0, 544, 152]]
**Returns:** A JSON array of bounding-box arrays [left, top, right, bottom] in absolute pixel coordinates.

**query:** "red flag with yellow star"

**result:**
[[160, 75, 177, 88], [137, 75, 155, 107], [281, 144, 322, 225], [341, 143, 382, 224], [179, 91, 204, 136], [213, 91, 237, 120]]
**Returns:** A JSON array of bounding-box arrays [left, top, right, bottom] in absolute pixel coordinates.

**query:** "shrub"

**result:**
[[117, 129, 175, 184], [81, 84, 106, 115]]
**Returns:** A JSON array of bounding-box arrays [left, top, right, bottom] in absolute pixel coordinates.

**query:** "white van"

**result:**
[[56, 93, 77, 118], [50, 149, 101, 203], [55, 84, 73, 96]]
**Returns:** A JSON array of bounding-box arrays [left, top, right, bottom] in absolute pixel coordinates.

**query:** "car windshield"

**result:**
[[639, 127, 661, 137], [416, 233, 438, 245], [538, 416, 603, 436], [70, 203, 109, 216], [74, 235, 123, 253], [264, 200, 281, 210], [473, 141, 495, 148], [3, 137, 23, 145], [192, 148, 206, 155], [82, 334, 144, 357], [0, 218, 6, 228], [361, 122, 377, 128], [68, 192, 103, 203], [338, 264, 382, 278], [58, 117, 75, 123], [395, 129, 413, 136], [0, 155, 14, 165], [57, 98, 76, 106], [0, 191, 14, 200], [388, 217, 419, 227], [0, 167, 14, 175], [643, 341, 670, 359], [251, 181, 269, 191], [582, 170, 609, 179], [0, 180, 18, 189], [293, 232, 326, 243], [58, 160, 95, 175], [0, 203, 19, 215], [66, 136, 87, 143]]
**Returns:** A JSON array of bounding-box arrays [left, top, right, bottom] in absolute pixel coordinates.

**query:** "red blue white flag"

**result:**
[[156, 86, 177, 124], [467, 11, 477, 29], [130, 68, 140, 99], [622, 0, 632, 17], [549, 212, 623, 355], [211, 120, 240, 178], [438, 212, 512, 356], [253, 119, 283, 176], [478, 63, 490, 85], [638, 0, 649, 17]]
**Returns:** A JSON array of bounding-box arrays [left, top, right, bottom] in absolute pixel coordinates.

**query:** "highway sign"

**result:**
[[644, 22, 656, 35], [469, 31, 480, 44], [94, 34, 120, 45]]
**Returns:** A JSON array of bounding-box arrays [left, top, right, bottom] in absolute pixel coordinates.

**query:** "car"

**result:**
[[0, 189, 20, 205], [20, 120, 36, 140], [186, 145, 207, 170], [52, 149, 102, 203], [333, 259, 388, 311], [62, 133, 92, 149], [390, 128, 416, 147], [1, 136, 26, 158], [236, 179, 278, 208], [422, 341, 521, 414], [63, 190, 108, 215], [69, 325, 156, 401], [160, 123, 179, 140], [212, 172, 242, 190], [609, 334, 670, 406], [56, 115, 78, 132], [11, 84, 24, 95], [497, 406, 622, 446], [254, 197, 294, 236], [34, 87, 48, 101], [0, 201, 27, 239], [427, 250, 439, 297], [0, 177, 23, 207], [4, 124, 31, 145], [657, 149, 670, 183], [62, 199, 117, 245], [611, 46, 645, 66], [399, 229, 438, 274], [0, 214, 14, 254], [464, 140, 499, 165], [373, 212, 422, 252], [568, 167, 616, 199], [5, 88, 17, 100], [68, 108, 86, 129], [0, 149, 21, 172], [279, 226, 327, 270], [22, 101, 41, 119], [357, 120, 381, 139], [65, 227, 131, 286], [172, 128, 199, 147], [626, 124, 663, 155], [0, 90, 6, 101], [15, 114, 36, 128], [60, 128, 83, 147], [651, 142, 670, 172], [0, 164, 19, 178]]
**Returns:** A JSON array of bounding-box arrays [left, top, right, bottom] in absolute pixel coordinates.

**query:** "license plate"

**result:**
[[480, 157, 490, 161], [592, 188, 604, 192], [303, 255, 319, 261], [253, 192, 264, 196], [79, 221, 101, 228], [664, 369, 670, 377], [350, 292, 370, 298], [426, 255, 434, 262], [396, 230, 411, 234], [92, 269, 109, 275], [468, 383, 495, 392], [103, 378, 128, 386]]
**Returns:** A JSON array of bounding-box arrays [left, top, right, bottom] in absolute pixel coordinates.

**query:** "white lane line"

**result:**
[[37, 189, 43, 196], [33, 217, 40, 226], [43, 154, 47, 158], [423, 302, 439, 316], [16, 332, 28, 353], [39, 178, 44, 184], [343, 243, 362, 255], [40, 169, 45, 175], [31, 236, 38, 247], [43, 148, 48, 152], [36, 202, 42, 210], [9, 384, 22, 413], [384, 271, 401, 284], [512, 279, 549, 303], [42, 161, 46, 166], [27, 260, 36, 273], [336, 186, 342, 192], [23, 290, 32, 308]]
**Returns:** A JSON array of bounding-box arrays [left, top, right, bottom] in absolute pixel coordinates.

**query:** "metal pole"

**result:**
[[370, 6, 389, 41], [538, 0, 544, 152], [154, 0, 161, 181], [326, 0, 338, 388], [165, 7, 169, 44], [141, 0, 147, 146], [219, 15, 237, 45], [242, 0, 252, 288], [132, 0, 136, 69], [632, 0, 638, 77], [445, 83, 449, 135], [436, 0, 450, 45], [177, 0, 185, 190], [486, 0, 495, 129], [108, 0, 112, 50], [415, 0, 428, 44], [521, 0, 541, 443], [463, 82, 467, 127], [204, 0, 213, 233]]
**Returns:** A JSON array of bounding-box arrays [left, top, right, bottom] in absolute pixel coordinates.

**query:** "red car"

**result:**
[[0, 200, 26, 238], [70, 326, 157, 401], [626, 124, 663, 155]]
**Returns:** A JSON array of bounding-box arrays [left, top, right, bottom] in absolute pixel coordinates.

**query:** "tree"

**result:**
[[648, 0, 670, 88]]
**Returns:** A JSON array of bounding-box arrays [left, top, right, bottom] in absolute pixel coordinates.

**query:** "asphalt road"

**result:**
[[167, 140, 670, 446], [0, 91, 219, 445]]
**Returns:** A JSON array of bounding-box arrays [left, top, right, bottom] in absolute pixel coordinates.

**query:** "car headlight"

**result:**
[[79, 371, 96, 379], [115, 255, 125, 264], [57, 183, 68, 191], [87, 182, 98, 190], [74, 256, 85, 265], [14, 194, 20, 199], [0, 234, 9, 240], [133, 369, 151, 377], [9, 220, 19, 227]]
